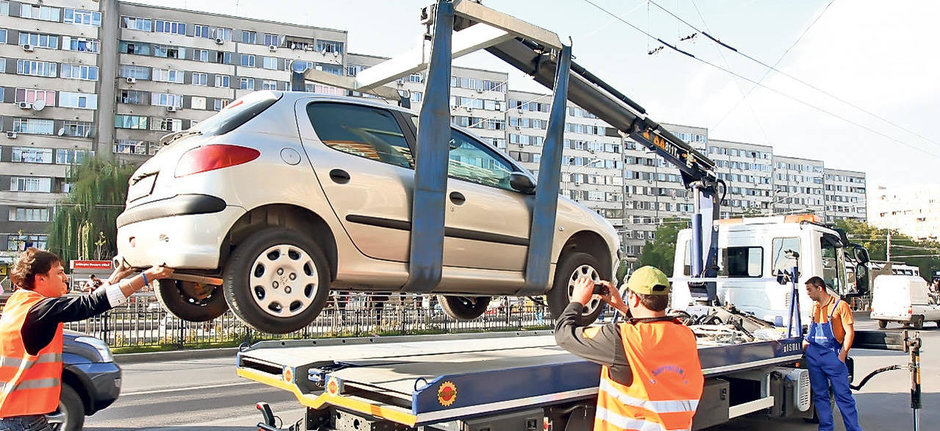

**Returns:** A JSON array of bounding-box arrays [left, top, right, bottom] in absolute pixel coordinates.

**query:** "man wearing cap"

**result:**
[[555, 266, 704, 431]]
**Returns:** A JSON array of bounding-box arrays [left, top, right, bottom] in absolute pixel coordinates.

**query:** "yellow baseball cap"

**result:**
[[625, 266, 670, 296]]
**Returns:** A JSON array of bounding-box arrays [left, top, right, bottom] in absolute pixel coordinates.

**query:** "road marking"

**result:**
[[122, 381, 260, 396]]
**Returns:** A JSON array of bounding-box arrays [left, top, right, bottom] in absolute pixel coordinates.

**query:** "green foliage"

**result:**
[[637, 219, 684, 276], [835, 219, 940, 277], [48, 157, 136, 264]]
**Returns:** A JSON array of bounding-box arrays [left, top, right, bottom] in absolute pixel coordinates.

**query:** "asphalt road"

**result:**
[[85, 314, 937, 430]]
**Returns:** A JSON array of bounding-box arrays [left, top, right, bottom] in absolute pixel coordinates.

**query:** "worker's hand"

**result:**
[[571, 277, 596, 306], [600, 282, 628, 314], [145, 265, 174, 282], [838, 349, 848, 363], [107, 266, 136, 285]]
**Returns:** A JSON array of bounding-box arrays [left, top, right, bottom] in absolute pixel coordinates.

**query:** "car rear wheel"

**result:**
[[912, 315, 925, 330], [877, 319, 887, 329], [49, 383, 84, 431], [439, 296, 491, 320], [154, 279, 228, 322], [547, 252, 605, 325], [223, 227, 330, 334]]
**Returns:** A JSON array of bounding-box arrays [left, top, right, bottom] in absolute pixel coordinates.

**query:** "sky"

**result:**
[[139, 0, 939, 190]]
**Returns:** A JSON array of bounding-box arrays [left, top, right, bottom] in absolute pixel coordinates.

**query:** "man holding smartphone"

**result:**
[[555, 266, 704, 431]]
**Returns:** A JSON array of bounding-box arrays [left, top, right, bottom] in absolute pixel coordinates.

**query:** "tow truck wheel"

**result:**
[[223, 227, 330, 334], [877, 319, 887, 329], [912, 315, 924, 330], [439, 296, 491, 320], [547, 252, 605, 325], [154, 279, 228, 322]]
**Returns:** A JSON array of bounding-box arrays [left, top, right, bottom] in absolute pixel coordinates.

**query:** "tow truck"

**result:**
[[235, 1, 918, 429]]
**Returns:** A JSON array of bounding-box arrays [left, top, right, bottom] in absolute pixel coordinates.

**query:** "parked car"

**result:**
[[116, 92, 620, 333], [870, 275, 940, 329]]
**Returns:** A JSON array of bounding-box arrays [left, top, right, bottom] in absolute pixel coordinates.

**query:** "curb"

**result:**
[[114, 347, 241, 365]]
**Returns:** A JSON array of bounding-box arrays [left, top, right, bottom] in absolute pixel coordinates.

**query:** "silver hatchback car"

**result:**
[[116, 91, 619, 333]]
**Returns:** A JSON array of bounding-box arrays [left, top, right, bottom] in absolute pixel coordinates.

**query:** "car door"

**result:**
[[441, 129, 533, 271], [299, 101, 415, 262]]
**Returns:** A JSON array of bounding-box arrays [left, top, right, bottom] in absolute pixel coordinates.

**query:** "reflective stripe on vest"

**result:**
[[599, 379, 700, 414], [595, 406, 690, 431], [0, 289, 64, 416]]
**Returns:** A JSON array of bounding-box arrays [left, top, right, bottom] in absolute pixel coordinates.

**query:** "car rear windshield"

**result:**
[[192, 91, 281, 137]]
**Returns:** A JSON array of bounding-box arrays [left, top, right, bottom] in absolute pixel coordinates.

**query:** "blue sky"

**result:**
[[141, 0, 939, 189]]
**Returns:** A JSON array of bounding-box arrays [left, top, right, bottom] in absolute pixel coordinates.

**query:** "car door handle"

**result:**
[[449, 191, 466, 205], [329, 169, 350, 184]]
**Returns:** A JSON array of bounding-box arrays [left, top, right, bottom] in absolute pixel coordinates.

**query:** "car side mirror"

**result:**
[[854, 263, 869, 296], [509, 172, 536, 194], [854, 246, 870, 264]]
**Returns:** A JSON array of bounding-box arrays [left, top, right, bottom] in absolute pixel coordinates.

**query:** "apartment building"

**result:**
[[870, 185, 937, 240], [823, 168, 867, 223], [771, 155, 825, 216], [707, 139, 773, 218]]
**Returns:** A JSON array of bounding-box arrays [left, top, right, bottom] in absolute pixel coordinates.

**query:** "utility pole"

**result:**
[[887, 231, 892, 262]]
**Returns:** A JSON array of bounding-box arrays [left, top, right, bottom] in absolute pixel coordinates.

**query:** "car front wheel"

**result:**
[[439, 296, 491, 320], [48, 383, 84, 431], [154, 279, 228, 322], [547, 252, 606, 325], [877, 319, 887, 329], [223, 227, 331, 334]]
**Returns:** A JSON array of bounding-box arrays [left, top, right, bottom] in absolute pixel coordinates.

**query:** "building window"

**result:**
[[12, 147, 53, 163], [262, 56, 278, 70], [113, 139, 149, 155], [7, 234, 48, 250], [154, 45, 184, 59], [154, 118, 183, 132], [55, 148, 88, 164], [21, 5, 60, 21], [191, 97, 206, 110], [13, 118, 55, 135], [121, 16, 153, 32], [261, 80, 277, 91], [215, 51, 232, 64], [0, 1, 9, 16], [119, 41, 151, 55], [152, 68, 184, 83], [192, 72, 208, 86], [242, 30, 256, 44], [193, 49, 209, 62], [155, 20, 185, 34], [18, 33, 58, 49], [61, 36, 99, 53], [61, 64, 98, 81], [9, 177, 52, 193], [314, 62, 342, 76], [240, 54, 255, 67], [58, 92, 98, 109], [119, 90, 146, 105], [9, 208, 50, 222], [65, 9, 101, 26], [215, 75, 231, 88], [114, 115, 148, 130], [213, 99, 230, 111], [0, 28, 7, 43], [151, 93, 183, 108], [14, 88, 55, 106], [60, 121, 94, 138], [240, 77, 255, 90], [314, 39, 344, 54], [119, 65, 150, 80], [194, 25, 211, 38], [264, 33, 279, 47]]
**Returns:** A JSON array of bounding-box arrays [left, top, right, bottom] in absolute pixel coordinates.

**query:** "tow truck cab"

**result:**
[[671, 214, 870, 325]]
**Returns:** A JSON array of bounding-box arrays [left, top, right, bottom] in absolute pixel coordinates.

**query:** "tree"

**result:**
[[835, 219, 940, 277], [48, 157, 136, 264], [637, 219, 685, 275]]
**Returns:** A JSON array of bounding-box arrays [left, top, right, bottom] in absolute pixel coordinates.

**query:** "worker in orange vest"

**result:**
[[0, 248, 173, 430], [555, 266, 704, 431]]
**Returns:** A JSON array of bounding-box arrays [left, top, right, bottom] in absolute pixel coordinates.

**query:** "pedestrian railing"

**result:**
[[61, 293, 558, 351]]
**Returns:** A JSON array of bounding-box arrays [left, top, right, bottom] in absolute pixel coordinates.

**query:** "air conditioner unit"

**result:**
[[305, 45, 314, 51], [126, 77, 137, 84], [475, 88, 483, 93], [332, 50, 339, 57], [22, 44, 34, 52], [268, 44, 278, 52], [17, 102, 32, 110], [166, 106, 178, 113], [215, 37, 224, 45], [6, 131, 17, 139]]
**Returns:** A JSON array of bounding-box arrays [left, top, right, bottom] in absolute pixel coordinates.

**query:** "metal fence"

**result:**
[[61, 293, 561, 350]]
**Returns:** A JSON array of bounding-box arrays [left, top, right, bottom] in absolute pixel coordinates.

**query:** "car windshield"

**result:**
[[191, 91, 281, 137]]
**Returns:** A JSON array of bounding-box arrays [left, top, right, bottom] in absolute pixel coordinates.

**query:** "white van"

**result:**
[[870, 275, 940, 329], [671, 214, 868, 326]]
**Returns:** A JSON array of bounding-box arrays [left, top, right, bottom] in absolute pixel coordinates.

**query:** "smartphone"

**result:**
[[592, 283, 609, 295]]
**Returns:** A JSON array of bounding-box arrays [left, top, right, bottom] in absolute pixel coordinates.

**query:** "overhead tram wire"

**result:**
[[647, 0, 940, 151], [580, 0, 940, 160]]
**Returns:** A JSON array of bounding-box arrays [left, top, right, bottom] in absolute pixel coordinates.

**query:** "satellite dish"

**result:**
[[32, 99, 46, 111], [57, 128, 66, 136]]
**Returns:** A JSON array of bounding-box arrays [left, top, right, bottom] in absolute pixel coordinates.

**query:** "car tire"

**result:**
[[438, 296, 491, 320], [547, 252, 606, 325], [155, 279, 228, 322], [912, 315, 924, 330], [877, 319, 887, 329], [223, 227, 330, 334], [53, 383, 84, 431]]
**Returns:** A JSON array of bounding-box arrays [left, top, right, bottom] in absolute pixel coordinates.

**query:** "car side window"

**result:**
[[447, 130, 515, 190], [307, 102, 413, 169]]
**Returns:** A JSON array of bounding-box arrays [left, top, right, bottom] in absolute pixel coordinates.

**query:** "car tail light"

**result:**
[[908, 306, 913, 315], [175, 145, 260, 177]]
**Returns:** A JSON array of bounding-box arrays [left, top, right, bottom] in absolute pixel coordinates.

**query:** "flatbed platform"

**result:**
[[236, 331, 803, 427]]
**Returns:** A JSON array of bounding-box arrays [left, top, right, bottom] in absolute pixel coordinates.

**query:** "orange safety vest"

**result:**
[[0, 289, 63, 417], [595, 319, 704, 431]]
